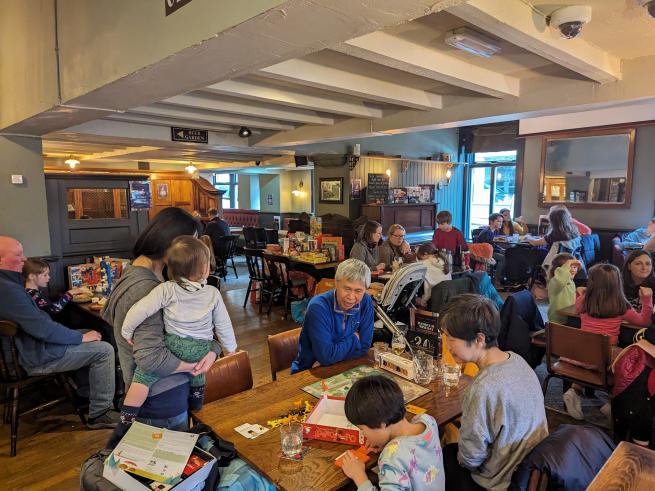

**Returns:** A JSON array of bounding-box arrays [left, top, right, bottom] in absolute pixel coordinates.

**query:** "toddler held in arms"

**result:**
[[119, 236, 237, 429], [340, 375, 445, 491]]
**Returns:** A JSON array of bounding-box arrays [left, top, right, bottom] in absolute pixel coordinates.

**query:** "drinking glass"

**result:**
[[280, 422, 304, 458], [373, 342, 389, 367], [413, 351, 433, 385], [391, 333, 406, 355], [442, 364, 461, 396]]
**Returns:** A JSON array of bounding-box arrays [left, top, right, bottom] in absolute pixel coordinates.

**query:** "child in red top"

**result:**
[[563, 263, 652, 420], [431, 210, 467, 255]]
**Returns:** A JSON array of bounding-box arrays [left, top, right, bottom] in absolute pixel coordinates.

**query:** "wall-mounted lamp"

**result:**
[[65, 156, 80, 169], [291, 180, 305, 197], [437, 164, 453, 190], [185, 162, 198, 174], [385, 168, 391, 177]]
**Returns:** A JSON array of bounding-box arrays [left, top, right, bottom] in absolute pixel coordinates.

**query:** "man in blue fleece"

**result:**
[[291, 258, 374, 374], [0, 236, 118, 429]]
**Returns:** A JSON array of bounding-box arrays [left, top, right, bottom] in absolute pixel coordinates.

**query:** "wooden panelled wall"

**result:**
[[350, 158, 465, 229], [149, 176, 220, 219]]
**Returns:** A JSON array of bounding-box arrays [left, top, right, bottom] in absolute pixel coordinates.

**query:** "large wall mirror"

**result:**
[[539, 128, 636, 208]]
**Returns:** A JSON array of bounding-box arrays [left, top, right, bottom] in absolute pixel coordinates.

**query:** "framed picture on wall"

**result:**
[[319, 177, 344, 204], [351, 179, 361, 200], [156, 183, 169, 199]]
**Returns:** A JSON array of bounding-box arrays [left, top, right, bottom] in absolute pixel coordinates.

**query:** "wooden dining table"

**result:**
[[587, 441, 655, 490], [193, 357, 470, 491]]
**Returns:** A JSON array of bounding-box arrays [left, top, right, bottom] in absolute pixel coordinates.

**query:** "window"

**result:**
[[213, 173, 238, 209], [66, 188, 128, 219], [465, 151, 517, 237]]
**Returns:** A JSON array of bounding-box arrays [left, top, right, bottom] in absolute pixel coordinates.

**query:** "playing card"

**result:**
[[248, 424, 269, 438], [235, 423, 270, 439]]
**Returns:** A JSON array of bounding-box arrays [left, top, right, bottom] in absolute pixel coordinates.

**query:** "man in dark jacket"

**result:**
[[204, 208, 230, 246], [0, 236, 118, 428]]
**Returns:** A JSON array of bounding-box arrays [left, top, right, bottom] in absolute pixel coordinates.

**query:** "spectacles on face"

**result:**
[[391, 233, 405, 239]]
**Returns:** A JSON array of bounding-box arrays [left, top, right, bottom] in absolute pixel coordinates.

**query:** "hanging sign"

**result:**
[[171, 127, 208, 144], [165, 0, 193, 16]]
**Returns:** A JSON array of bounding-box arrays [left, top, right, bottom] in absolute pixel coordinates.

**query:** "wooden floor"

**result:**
[[0, 261, 584, 490], [0, 265, 297, 490]]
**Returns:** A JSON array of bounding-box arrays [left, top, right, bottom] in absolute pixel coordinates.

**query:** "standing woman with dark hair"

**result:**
[[349, 220, 385, 272], [622, 250, 655, 313], [103, 207, 223, 442]]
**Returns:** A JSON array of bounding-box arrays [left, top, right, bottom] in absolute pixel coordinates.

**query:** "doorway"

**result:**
[[466, 150, 517, 237]]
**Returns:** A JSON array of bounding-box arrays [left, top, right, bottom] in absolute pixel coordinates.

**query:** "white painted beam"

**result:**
[[258, 59, 443, 110], [162, 93, 335, 125], [130, 104, 296, 131], [203, 79, 385, 119], [105, 113, 236, 133], [448, 0, 622, 84], [335, 31, 519, 98]]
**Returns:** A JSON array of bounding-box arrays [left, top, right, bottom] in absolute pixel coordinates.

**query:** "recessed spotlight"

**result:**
[[238, 127, 252, 138]]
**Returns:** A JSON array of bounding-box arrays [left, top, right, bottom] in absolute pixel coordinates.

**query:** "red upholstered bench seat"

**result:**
[[223, 209, 260, 228]]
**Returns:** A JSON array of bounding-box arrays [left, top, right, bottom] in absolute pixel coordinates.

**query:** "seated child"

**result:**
[[416, 243, 452, 307], [431, 210, 467, 255], [118, 236, 237, 429], [23, 258, 86, 315], [546, 253, 580, 324], [563, 263, 652, 420], [341, 375, 445, 491]]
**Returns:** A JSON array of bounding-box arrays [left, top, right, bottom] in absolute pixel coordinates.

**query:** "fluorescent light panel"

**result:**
[[445, 27, 502, 58]]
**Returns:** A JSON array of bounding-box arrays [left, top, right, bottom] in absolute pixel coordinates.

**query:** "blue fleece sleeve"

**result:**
[[357, 295, 374, 356], [304, 300, 361, 366], [2, 287, 82, 345]]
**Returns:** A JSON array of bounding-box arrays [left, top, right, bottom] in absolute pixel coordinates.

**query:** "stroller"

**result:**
[[373, 262, 427, 344]]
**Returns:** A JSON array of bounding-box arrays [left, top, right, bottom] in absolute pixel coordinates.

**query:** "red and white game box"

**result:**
[[303, 396, 364, 446]]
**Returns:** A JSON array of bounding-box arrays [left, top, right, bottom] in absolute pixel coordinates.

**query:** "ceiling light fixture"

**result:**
[[385, 168, 391, 177], [444, 27, 502, 58], [65, 156, 80, 169], [238, 126, 252, 138], [185, 162, 197, 174]]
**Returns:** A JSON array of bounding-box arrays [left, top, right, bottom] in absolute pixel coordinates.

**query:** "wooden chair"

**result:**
[[243, 247, 270, 312], [267, 328, 301, 381], [202, 351, 254, 405], [542, 322, 613, 395], [0, 320, 85, 457], [213, 235, 238, 280], [265, 229, 279, 245], [262, 254, 308, 319]]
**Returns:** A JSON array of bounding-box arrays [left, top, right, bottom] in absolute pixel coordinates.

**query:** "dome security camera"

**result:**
[[548, 5, 592, 39], [638, 0, 655, 18]]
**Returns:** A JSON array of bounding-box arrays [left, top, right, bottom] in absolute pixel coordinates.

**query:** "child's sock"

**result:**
[[106, 405, 140, 449], [189, 385, 205, 411]]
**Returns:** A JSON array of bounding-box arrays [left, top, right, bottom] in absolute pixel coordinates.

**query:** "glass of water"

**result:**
[[413, 351, 433, 385], [280, 422, 304, 458], [442, 363, 461, 396]]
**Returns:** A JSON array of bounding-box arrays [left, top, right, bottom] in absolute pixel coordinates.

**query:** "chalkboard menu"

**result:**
[[366, 173, 390, 203], [409, 308, 441, 357]]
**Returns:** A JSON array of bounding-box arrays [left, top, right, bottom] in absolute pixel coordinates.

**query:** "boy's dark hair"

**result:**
[[166, 236, 210, 283], [440, 294, 500, 347], [436, 210, 452, 225], [489, 213, 503, 224], [548, 252, 574, 280], [132, 207, 198, 259], [344, 375, 405, 428], [22, 258, 49, 280]]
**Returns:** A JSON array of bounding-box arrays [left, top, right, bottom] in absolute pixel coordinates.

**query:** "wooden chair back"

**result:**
[[267, 328, 301, 381], [203, 351, 253, 404], [0, 320, 23, 382], [244, 248, 265, 281], [265, 229, 279, 245], [263, 254, 291, 289], [545, 322, 611, 388]]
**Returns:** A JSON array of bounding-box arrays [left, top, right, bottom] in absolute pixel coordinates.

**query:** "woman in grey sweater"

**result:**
[[440, 294, 548, 491], [103, 207, 223, 445], [350, 220, 385, 272]]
